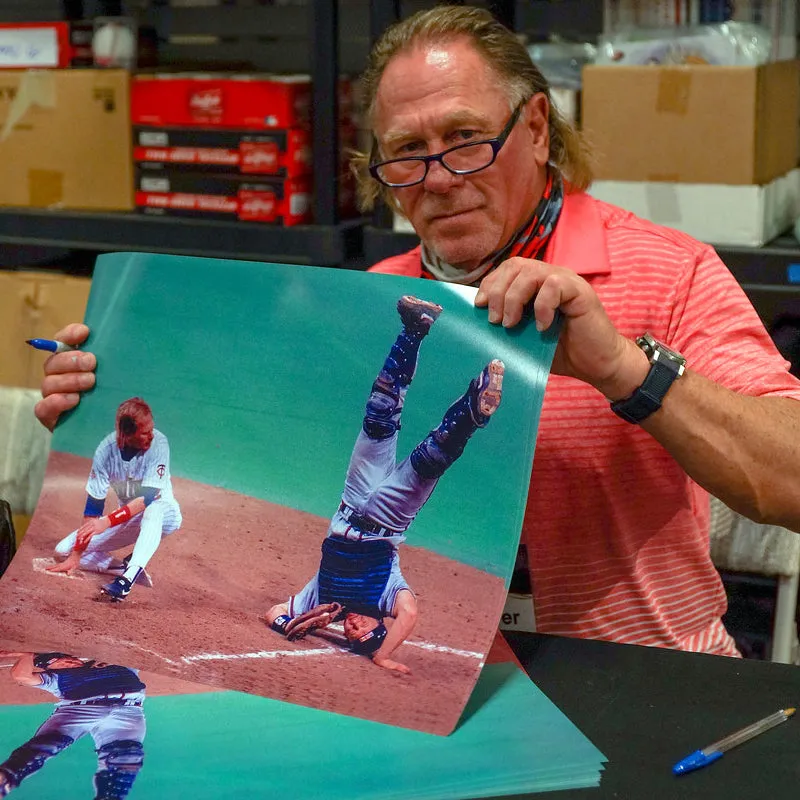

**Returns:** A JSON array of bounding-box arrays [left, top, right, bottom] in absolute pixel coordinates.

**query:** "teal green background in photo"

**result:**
[[0, 664, 604, 799], [53, 253, 557, 581]]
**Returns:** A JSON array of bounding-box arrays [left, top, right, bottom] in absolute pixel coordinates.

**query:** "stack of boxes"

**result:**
[[131, 72, 358, 225], [582, 61, 800, 247]]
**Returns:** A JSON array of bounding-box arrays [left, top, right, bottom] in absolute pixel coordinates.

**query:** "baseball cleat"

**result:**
[[107, 555, 154, 588], [397, 295, 442, 335], [474, 359, 505, 419], [100, 575, 134, 602]]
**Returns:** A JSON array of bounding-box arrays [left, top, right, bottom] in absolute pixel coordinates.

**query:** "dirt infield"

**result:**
[[0, 452, 506, 735]]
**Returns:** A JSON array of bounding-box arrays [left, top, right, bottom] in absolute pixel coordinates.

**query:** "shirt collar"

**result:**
[[543, 190, 611, 278]]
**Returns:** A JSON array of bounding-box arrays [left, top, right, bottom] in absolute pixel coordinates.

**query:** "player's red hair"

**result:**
[[116, 397, 153, 434]]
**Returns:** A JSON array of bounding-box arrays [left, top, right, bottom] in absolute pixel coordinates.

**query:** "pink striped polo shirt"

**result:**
[[370, 190, 800, 656]]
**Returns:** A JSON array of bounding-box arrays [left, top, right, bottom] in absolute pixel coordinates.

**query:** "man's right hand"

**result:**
[[372, 654, 411, 675], [35, 323, 96, 431], [46, 552, 82, 575]]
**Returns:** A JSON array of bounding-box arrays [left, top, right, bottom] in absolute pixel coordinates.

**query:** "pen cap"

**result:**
[[673, 749, 723, 775]]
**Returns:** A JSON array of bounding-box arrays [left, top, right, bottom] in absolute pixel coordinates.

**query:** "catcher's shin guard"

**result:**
[[0, 732, 74, 788], [410, 360, 504, 479], [363, 297, 443, 440], [94, 740, 143, 800]]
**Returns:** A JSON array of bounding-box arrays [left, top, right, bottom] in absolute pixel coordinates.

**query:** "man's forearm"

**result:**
[[644, 370, 800, 531], [9, 653, 41, 685], [374, 612, 416, 662]]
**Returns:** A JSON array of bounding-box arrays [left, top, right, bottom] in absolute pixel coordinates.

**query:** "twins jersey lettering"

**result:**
[[87, 429, 175, 506]]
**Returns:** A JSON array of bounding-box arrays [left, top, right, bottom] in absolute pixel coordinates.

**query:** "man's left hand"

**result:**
[[75, 517, 110, 550], [475, 257, 649, 400]]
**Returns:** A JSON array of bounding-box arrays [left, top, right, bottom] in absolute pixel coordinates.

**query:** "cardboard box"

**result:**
[[582, 61, 800, 185], [132, 73, 312, 130], [135, 167, 311, 224], [0, 69, 133, 211], [591, 169, 800, 247], [0, 271, 92, 389], [134, 126, 313, 177]]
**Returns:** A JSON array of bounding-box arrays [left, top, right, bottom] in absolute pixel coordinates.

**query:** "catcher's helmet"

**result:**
[[349, 622, 388, 656], [33, 652, 73, 670]]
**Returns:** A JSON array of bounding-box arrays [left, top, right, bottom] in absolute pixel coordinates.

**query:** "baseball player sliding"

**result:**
[[0, 651, 146, 799], [47, 397, 182, 601], [264, 295, 504, 674]]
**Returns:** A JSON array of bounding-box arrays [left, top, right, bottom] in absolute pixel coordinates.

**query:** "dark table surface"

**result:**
[[501, 631, 800, 799]]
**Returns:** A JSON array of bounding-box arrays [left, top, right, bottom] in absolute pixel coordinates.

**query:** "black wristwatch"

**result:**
[[610, 333, 686, 424]]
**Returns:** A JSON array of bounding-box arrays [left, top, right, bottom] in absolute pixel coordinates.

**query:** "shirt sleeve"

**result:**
[[35, 671, 60, 698], [85, 442, 110, 500], [289, 575, 319, 617], [667, 245, 800, 400]]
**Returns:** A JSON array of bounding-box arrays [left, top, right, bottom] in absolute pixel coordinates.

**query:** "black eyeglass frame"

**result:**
[[368, 101, 525, 188]]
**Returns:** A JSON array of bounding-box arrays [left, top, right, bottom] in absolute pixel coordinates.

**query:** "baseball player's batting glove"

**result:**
[[284, 602, 344, 641]]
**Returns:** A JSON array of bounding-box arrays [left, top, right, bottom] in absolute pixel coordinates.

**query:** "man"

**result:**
[[0, 651, 146, 799], [35, 7, 800, 656], [264, 295, 504, 674], [48, 397, 182, 602]]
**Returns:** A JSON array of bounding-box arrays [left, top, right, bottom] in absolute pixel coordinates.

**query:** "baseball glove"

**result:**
[[284, 602, 343, 641]]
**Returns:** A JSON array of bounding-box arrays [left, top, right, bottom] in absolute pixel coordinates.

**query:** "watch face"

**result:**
[[637, 333, 686, 367]]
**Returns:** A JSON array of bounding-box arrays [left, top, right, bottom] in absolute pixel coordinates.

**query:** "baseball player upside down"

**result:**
[[264, 295, 504, 674]]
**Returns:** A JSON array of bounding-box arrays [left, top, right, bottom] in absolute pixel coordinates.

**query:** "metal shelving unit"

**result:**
[[0, 0, 368, 269], [0, 208, 364, 266]]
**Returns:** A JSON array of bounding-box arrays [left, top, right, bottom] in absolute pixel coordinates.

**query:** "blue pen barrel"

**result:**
[[673, 749, 723, 775]]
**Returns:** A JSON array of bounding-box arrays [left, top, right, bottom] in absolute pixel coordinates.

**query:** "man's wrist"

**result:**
[[596, 338, 651, 402]]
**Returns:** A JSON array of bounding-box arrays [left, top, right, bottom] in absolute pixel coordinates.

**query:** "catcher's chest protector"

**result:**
[[319, 537, 393, 617], [52, 665, 145, 701]]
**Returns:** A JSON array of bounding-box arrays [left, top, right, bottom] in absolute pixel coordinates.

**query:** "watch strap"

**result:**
[[610, 356, 682, 424]]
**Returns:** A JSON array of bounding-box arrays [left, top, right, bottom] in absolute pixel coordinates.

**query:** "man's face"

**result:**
[[373, 38, 549, 271], [343, 613, 380, 642], [116, 416, 154, 452], [46, 657, 85, 670]]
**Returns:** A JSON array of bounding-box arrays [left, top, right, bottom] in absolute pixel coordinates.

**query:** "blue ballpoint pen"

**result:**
[[26, 338, 78, 354], [673, 707, 795, 775]]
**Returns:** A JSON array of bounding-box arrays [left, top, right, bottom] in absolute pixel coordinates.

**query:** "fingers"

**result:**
[[43, 349, 96, 380], [36, 347, 96, 432], [53, 323, 90, 347], [375, 657, 411, 674], [35, 394, 80, 433], [531, 271, 579, 332], [475, 258, 547, 329], [475, 258, 584, 330]]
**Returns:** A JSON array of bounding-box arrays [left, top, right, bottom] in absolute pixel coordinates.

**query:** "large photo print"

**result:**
[[0, 253, 556, 735]]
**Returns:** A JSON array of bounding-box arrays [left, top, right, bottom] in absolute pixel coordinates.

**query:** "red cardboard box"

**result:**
[[131, 73, 311, 130], [135, 167, 311, 224], [133, 126, 312, 177]]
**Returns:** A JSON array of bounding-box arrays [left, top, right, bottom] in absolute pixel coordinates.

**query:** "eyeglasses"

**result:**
[[369, 102, 524, 188]]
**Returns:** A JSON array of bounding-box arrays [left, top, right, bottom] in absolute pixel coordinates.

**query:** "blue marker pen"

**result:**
[[26, 338, 78, 355], [673, 707, 795, 775]]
